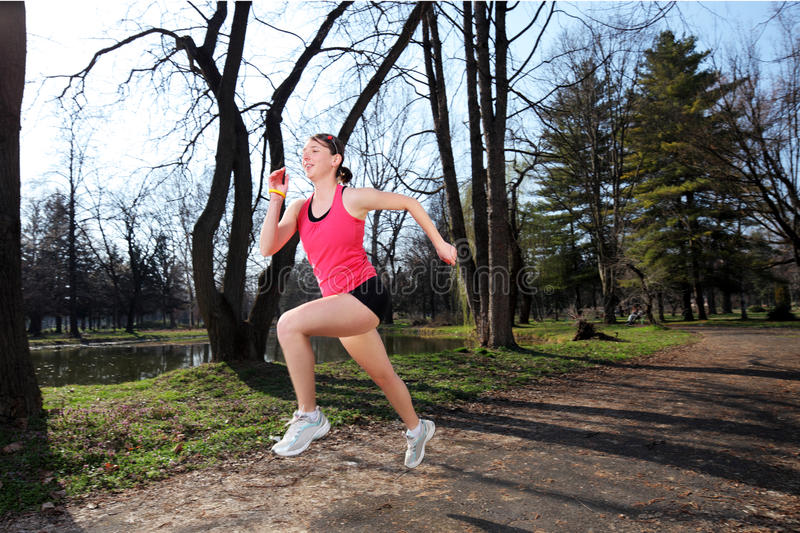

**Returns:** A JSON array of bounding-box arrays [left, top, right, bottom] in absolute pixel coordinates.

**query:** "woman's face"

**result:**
[[301, 138, 338, 180]]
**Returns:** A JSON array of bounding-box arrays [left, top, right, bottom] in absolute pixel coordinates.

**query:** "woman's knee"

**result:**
[[276, 310, 303, 342]]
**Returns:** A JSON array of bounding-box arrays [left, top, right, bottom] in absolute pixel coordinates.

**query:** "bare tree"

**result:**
[[59, 2, 430, 360], [421, 6, 484, 339], [463, 1, 491, 344], [53, 118, 90, 337], [337, 2, 431, 144], [0, 1, 42, 422], [474, 2, 518, 348], [537, 31, 645, 323], [708, 12, 800, 269], [83, 192, 126, 330], [58, 3, 355, 359], [115, 189, 157, 333]]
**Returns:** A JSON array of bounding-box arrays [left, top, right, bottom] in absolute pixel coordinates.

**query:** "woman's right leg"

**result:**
[[339, 329, 419, 430]]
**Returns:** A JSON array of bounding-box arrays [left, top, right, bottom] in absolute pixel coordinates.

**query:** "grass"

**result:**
[[2, 322, 691, 515], [383, 321, 474, 338], [28, 328, 209, 347], [659, 310, 800, 328]]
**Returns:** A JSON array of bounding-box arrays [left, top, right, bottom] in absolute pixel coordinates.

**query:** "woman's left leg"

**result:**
[[339, 329, 420, 430]]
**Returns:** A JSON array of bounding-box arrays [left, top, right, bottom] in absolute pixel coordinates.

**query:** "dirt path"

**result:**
[[5, 327, 800, 532]]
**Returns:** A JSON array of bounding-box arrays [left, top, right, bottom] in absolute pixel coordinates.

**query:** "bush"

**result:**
[[748, 305, 766, 313]]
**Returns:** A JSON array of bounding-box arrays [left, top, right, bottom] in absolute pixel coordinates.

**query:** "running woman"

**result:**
[[259, 133, 457, 468]]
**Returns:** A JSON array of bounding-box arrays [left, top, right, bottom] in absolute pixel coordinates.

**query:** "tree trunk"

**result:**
[[125, 295, 136, 334], [28, 313, 42, 336], [464, 1, 490, 345], [369, 210, 394, 324], [509, 231, 523, 326], [381, 271, 394, 324], [682, 284, 694, 321], [687, 194, 707, 321], [599, 262, 618, 324], [519, 293, 531, 324], [190, 2, 252, 361], [722, 289, 733, 314], [0, 2, 42, 422], [68, 162, 79, 338], [628, 263, 658, 325], [475, 2, 515, 348], [739, 284, 748, 320], [707, 286, 717, 315], [183, 2, 347, 360], [421, 8, 483, 336], [693, 280, 707, 320], [429, 264, 436, 320]]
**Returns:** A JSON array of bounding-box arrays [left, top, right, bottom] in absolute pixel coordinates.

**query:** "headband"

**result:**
[[326, 135, 339, 156]]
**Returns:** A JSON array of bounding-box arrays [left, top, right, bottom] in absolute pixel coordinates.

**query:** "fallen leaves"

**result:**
[[633, 497, 665, 507]]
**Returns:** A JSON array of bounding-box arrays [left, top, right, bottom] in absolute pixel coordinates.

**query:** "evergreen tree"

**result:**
[[21, 199, 50, 336], [22, 192, 98, 333], [628, 31, 734, 320], [149, 232, 186, 327], [518, 203, 595, 321]]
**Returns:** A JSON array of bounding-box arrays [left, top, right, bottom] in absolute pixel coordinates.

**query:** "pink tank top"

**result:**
[[297, 184, 377, 297]]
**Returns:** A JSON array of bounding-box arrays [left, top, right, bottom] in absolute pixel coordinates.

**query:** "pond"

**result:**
[[31, 334, 466, 387]]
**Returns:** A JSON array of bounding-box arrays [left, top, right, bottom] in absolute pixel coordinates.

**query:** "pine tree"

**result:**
[[628, 31, 733, 321]]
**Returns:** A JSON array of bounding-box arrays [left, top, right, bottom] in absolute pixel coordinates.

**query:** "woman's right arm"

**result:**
[[259, 167, 303, 256], [259, 197, 303, 257]]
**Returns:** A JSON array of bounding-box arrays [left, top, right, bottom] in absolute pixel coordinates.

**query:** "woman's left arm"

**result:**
[[347, 188, 457, 265]]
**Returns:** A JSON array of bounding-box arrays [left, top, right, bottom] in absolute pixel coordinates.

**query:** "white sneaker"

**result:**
[[404, 419, 435, 468], [271, 408, 330, 457]]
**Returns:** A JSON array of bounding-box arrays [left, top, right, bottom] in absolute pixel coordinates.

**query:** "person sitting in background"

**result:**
[[627, 305, 643, 326]]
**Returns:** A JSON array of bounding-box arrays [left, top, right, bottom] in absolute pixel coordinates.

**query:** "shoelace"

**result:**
[[281, 412, 314, 439], [284, 413, 304, 426]]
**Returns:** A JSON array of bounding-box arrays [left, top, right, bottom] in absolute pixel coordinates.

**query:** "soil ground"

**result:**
[[4, 327, 800, 533]]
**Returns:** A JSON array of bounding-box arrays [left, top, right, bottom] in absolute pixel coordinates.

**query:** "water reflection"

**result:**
[[32, 334, 465, 387]]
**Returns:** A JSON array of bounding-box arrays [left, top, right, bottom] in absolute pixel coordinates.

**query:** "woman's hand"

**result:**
[[268, 167, 288, 197], [436, 241, 458, 265]]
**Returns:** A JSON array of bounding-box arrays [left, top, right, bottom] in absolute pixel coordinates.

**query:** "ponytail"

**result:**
[[337, 166, 353, 184]]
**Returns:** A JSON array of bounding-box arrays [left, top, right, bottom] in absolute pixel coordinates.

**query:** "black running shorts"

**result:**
[[348, 275, 390, 323]]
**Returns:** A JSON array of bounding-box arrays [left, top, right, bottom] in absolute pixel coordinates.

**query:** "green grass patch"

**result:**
[[2, 323, 691, 515], [1, 363, 295, 514], [28, 328, 210, 347], [664, 311, 800, 328], [382, 323, 474, 338]]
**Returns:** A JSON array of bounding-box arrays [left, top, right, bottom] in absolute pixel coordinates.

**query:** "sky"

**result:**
[[19, 1, 788, 204]]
